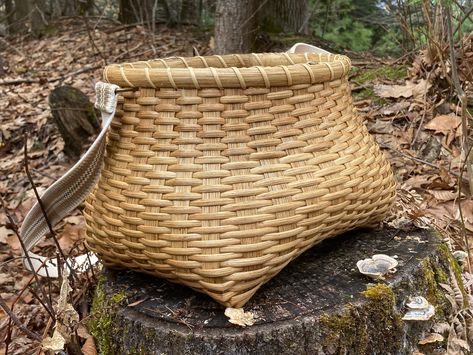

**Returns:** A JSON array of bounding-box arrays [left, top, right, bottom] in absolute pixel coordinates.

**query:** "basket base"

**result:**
[[90, 227, 459, 354]]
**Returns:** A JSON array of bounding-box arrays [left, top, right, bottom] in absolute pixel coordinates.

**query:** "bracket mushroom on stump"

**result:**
[[89, 227, 465, 354]]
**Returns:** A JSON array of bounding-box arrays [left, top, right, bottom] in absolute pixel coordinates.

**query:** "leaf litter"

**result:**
[[0, 18, 210, 354], [0, 16, 471, 355]]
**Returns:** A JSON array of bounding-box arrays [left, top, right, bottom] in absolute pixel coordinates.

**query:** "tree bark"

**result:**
[[48, 86, 100, 160], [8, 0, 48, 35], [118, 0, 154, 24], [30, 0, 47, 34], [5, 0, 15, 32], [215, 0, 257, 54], [179, 0, 201, 25], [260, 0, 309, 34], [12, 0, 30, 33]]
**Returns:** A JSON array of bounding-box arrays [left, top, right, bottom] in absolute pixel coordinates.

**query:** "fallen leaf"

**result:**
[[42, 329, 66, 352], [374, 79, 431, 99], [379, 101, 411, 116], [77, 324, 92, 339], [81, 337, 97, 355], [0, 226, 14, 243], [427, 190, 459, 202], [6, 234, 21, 252], [418, 332, 444, 345], [424, 115, 461, 134], [63, 215, 84, 225], [58, 222, 86, 253], [367, 120, 394, 134]]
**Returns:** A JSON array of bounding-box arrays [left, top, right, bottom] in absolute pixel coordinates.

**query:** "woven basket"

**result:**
[[84, 51, 396, 307]]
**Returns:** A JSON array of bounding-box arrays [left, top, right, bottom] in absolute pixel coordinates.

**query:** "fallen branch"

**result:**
[[0, 296, 42, 342]]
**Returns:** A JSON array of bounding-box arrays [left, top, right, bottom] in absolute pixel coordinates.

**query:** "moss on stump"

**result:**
[[89, 227, 464, 354]]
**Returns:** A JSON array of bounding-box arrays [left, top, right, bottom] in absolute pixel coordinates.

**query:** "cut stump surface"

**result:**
[[90, 227, 463, 354]]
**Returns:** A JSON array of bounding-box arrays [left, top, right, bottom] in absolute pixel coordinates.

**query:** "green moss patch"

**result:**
[[88, 277, 127, 354], [319, 284, 402, 353], [352, 65, 407, 84]]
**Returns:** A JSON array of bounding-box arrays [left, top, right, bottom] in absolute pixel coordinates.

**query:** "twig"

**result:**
[[379, 142, 469, 182], [23, 135, 77, 281], [82, 15, 107, 65], [0, 36, 24, 57], [37, 316, 54, 355], [0, 296, 42, 342], [411, 71, 433, 148], [240, 0, 270, 28], [445, 1, 473, 196], [0, 196, 54, 315], [454, 2, 473, 36], [28, 288, 55, 320], [5, 317, 12, 355], [9, 261, 56, 320], [457, 144, 473, 274]]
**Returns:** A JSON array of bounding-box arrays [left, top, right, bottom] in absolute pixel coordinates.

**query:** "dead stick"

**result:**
[[457, 144, 473, 274], [411, 71, 432, 148], [9, 260, 56, 320], [0, 196, 54, 315], [28, 288, 55, 320], [379, 142, 469, 182], [37, 316, 54, 355], [0, 296, 42, 342], [445, 1, 473, 196]]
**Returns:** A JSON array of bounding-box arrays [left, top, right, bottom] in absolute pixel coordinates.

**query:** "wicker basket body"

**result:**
[[84, 52, 396, 307]]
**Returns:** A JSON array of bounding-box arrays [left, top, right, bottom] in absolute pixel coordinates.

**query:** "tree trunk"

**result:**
[[180, 0, 201, 25], [261, 0, 309, 34], [119, 0, 153, 24], [162, 0, 182, 25], [215, 0, 257, 54], [8, 0, 47, 35], [48, 86, 100, 160], [12, 0, 30, 33], [90, 227, 464, 354], [30, 0, 47, 34], [5, 0, 15, 32]]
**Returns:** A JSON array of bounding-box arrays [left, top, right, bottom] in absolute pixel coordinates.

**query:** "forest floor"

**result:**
[[0, 18, 472, 354]]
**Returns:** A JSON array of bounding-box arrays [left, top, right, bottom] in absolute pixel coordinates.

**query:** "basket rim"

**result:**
[[103, 52, 351, 89]]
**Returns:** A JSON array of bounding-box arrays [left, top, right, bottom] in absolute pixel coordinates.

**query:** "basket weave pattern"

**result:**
[[84, 53, 396, 307]]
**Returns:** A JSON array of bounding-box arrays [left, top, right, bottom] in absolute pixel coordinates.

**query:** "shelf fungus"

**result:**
[[356, 254, 398, 280], [402, 296, 435, 321]]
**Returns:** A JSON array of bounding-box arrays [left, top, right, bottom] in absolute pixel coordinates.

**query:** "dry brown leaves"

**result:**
[[0, 15, 471, 355], [0, 18, 209, 354]]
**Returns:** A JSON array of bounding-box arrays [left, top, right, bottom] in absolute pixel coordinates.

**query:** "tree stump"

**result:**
[[49, 86, 99, 159], [90, 227, 465, 354]]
